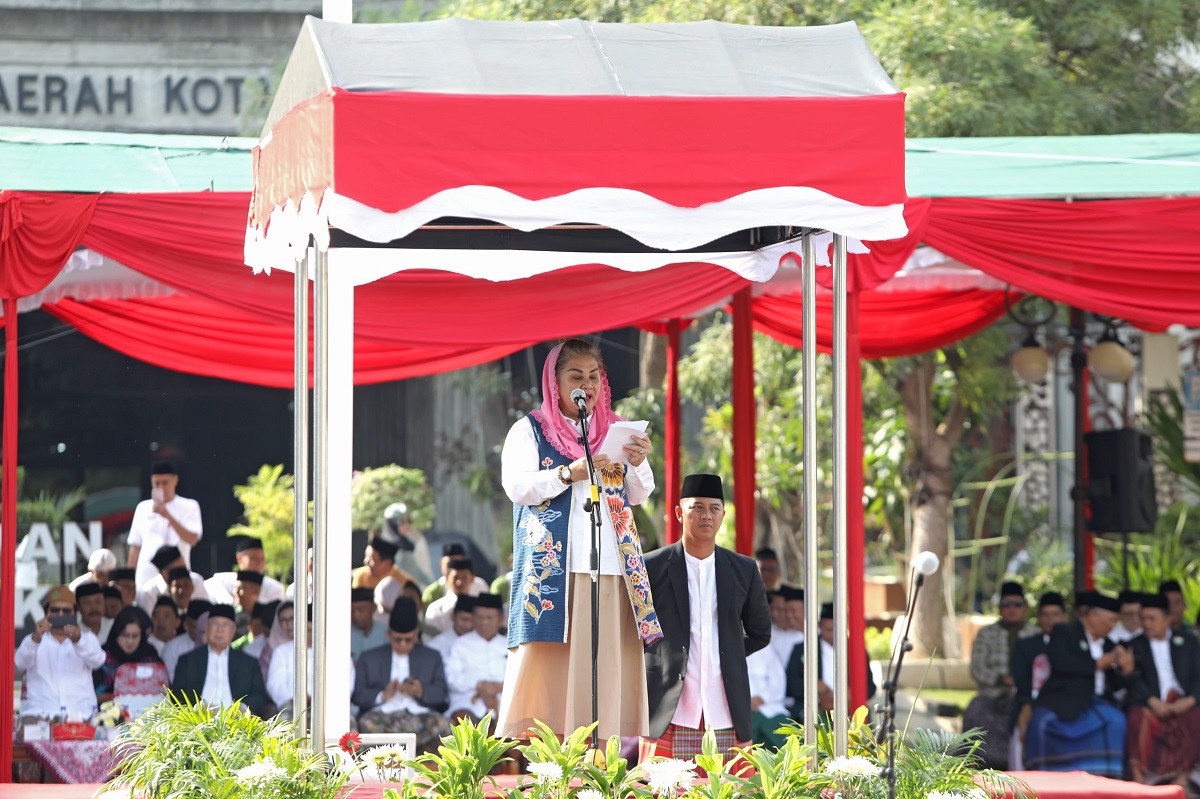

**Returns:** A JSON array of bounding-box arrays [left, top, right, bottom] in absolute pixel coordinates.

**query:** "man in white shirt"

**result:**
[[1127, 592, 1200, 786], [350, 587, 389, 660], [127, 461, 203, 588], [15, 585, 106, 721], [446, 593, 508, 724], [205, 537, 286, 606], [69, 548, 117, 592], [747, 642, 791, 749], [353, 598, 452, 753], [1111, 590, 1144, 643], [75, 582, 113, 643], [428, 595, 475, 661], [137, 546, 210, 611], [424, 558, 484, 633], [770, 586, 804, 680], [267, 609, 357, 720], [640, 474, 772, 760], [170, 604, 267, 715]]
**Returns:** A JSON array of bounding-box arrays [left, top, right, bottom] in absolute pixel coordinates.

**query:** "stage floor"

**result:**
[[0, 772, 1188, 799]]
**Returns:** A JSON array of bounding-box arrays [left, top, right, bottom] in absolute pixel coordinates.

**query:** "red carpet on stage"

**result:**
[[0, 771, 1186, 799]]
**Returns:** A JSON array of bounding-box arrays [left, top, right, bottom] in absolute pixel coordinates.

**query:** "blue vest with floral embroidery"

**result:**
[[506, 414, 663, 648]]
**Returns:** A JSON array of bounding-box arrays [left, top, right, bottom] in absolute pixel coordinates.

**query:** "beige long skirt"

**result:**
[[497, 574, 649, 740]]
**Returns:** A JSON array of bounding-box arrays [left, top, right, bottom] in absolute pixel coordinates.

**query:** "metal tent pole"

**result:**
[[800, 234, 821, 758], [832, 233, 850, 756], [293, 249, 310, 739], [311, 247, 329, 751]]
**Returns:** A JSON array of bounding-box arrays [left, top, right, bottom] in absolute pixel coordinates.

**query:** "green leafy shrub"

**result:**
[[351, 464, 436, 533], [114, 692, 346, 799]]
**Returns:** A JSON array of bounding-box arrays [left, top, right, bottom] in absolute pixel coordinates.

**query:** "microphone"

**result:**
[[570, 388, 588, 411], [912, 551, 940, 578]]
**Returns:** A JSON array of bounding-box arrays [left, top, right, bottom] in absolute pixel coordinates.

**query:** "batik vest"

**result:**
[[507, 414, 663, 648]]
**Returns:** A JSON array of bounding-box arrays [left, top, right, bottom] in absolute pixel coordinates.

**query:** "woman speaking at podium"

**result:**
[[497, 338, 663, 740]]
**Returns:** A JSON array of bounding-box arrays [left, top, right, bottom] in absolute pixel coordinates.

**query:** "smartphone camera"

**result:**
[[49, 614, 74, 629]]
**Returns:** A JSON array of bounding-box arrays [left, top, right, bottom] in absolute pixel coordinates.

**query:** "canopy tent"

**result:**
[[3, 116, 1200, 769]]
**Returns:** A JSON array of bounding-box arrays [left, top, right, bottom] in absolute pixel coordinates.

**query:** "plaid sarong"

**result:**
[[358, 708, 451, 754], [639, 724, 740, 761], [1024, 701, 1125, 778]]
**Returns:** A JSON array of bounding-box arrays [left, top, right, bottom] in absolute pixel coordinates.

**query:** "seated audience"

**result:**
[[1126, 592, 1200, 789], [445, 593, 508, 725], [267, 606, 357, 721], [351, 536, 418, 592], [15, 586, 105, 720], [138, 545, 209, 610], [1161, 580, 1191, 635], [785, 603, 876, 723], [168, 566, 198, 616], [1024, 591, 1132, 778], [110, 568, 138, 609], [171, 604, 268, 716], [422, 544, 489, 606], [162, 599, 212, 680], [755, 547, 783, 592], [69, 548, 117, 592], [425, 557, 484, 633], [147, 596, 180, 654], [233, 601, 278, 659], [1110, 590, 1144, 643], [94, 606, 164, 703], [103, 586, 125, 619], [76, 582, 114, 643], [1010, 591, 1067, 769], [353, 598, 451, 753], [428, 595, 475, 661], [747, 637, 791, 749], [964, 581, 1038, 769], [351, 587, 389, 660], [231, 570, 264, 636], [205, 537, 286, 605], [770, 586, 803, 676], [258, 601, 296, 686]]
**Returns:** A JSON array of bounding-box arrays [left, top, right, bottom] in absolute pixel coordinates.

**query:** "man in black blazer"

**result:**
[[1023, 591, 1133, 778], [1009, 591, 1067, 766], [640, 474, 771, 760], [784, 602, 876, 722], [171, 603, 268, 716], [354, 597, 451, 753], [1126, 592, 1200, 786]]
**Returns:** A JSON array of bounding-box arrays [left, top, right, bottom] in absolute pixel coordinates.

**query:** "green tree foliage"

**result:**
[[350, 464, 436, 533], [227, 465, 297, 583]]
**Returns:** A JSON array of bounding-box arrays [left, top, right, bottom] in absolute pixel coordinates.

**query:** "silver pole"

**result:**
[[310, 247, 330, 752], [832, 233, 849, 756], [293, 249, 310, 739], [800, 233, 820, 758]]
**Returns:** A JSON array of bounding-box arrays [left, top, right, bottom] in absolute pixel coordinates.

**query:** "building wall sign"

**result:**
[[0, 69, 270, 134]]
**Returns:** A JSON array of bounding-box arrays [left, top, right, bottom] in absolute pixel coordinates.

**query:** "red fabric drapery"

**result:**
[[752, 288, 1010, 358], [732, 288, 756, 556], [0, 192, 98, 299]]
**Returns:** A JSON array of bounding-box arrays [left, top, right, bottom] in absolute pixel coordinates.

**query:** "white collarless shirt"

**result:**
[[127, 495, 203, 588], [1085, 631, 1107, 695], [747, 646, 788, 719], [1149, 636, 1185, 701], [15, 630, 106, 718], [201, 647, 233, 707], [501, 415, 654, 576], [671, 549, 732, 731]]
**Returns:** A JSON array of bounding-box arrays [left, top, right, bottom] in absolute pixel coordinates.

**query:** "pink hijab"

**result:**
[[528, 342, 622, 460]]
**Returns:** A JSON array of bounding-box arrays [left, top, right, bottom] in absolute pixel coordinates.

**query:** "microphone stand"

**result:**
[[575, 398, 604, 738], [876, 567, 926, 799]]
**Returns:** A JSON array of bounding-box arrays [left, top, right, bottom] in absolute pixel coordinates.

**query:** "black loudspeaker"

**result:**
[[1085, 428, 1158, 533]]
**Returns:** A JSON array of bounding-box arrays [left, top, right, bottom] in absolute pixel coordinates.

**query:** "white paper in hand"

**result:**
[[598, 421, 650, 464]]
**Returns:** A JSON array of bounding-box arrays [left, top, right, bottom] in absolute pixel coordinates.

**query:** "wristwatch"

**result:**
[[557, 465, 573, 485]]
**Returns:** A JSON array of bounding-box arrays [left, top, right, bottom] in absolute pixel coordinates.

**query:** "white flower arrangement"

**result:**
[[527, 761, 565, 785], [925, 789, 988, 799], [92, 700, 127, 728], [365, 745, 409, 771], [577, 789, 605, 799], [822, 755, 880, 779], [639, 758, 697, 796], [234, 758, 287, 783]]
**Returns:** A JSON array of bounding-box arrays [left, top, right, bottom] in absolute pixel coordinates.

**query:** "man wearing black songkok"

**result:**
[[640, 473, 771, 761], [353, 598, 451, 752], [171, 604, 267, 715]]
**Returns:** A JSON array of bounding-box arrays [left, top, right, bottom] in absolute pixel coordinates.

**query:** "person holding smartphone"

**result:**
[[126, 461, 204, 588], [15, 585, 106, 722]]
